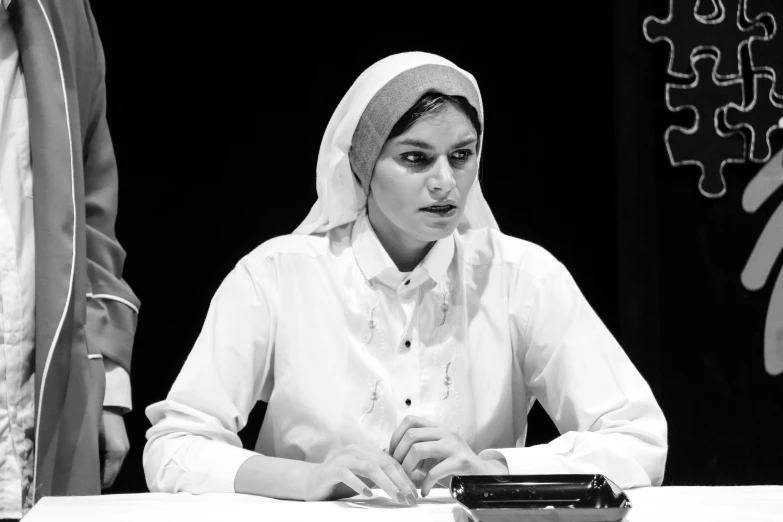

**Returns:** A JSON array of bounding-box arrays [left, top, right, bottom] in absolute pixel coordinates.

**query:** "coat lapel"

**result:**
[[10, 0, 76, 498]]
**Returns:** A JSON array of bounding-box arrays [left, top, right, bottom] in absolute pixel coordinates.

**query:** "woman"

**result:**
[[143, 52, 667, 505]]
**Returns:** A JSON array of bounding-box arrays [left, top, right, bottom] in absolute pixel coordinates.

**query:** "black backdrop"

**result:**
[[88, 3, 783, 494]]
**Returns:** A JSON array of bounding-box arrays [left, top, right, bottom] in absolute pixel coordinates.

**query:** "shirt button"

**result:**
[[405, 398, 412, 407], [404, 340, 411, 348]]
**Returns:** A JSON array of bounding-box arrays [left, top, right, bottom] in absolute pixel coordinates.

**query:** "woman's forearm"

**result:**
[[235, 454, 318, 500]]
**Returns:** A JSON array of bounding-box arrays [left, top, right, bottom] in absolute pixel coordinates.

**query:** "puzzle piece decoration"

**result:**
[[644, 0, 768, 78], [725, 74, 783, 162], [696, 0, 722, 20], [643, 0, 783, 197], [744, 0, 783, 96], [665, 53, 747, 197]]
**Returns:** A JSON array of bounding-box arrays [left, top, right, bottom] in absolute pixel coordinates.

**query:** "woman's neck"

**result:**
[[366, 204, 434, 273]]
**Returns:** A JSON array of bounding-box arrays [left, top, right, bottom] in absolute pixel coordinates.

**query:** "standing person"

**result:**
[[0, 1, 139, 518], [143, 52, 666, 504]]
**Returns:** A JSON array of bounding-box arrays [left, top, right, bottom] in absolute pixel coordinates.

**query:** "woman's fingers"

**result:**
[[379, 459, 419, 504], [400, 441, 449, 476], [388, 456, 420, 499], [388, 415, 439, 455], [370, 463, 415, 506], [410, 457, 439, 487], [355, 461, 417, 506], [321, 444, 422, 504], [335, 467, 373, 499], [420, 458, 464, 497], [391, 427, 444, 462]]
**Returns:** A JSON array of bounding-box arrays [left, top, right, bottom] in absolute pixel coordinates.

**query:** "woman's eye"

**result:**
[[452, 150, 474, 162], [402, 152, 427, 164]]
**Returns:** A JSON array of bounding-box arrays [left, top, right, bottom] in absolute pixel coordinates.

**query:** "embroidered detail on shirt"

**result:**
[[430, 273, 462, 439], [362, 299, 380, 345], [436, 291, 450, 327], [439, 361, 455, 400], [358, 286, 387, 449], [362, 379, 383, 414]]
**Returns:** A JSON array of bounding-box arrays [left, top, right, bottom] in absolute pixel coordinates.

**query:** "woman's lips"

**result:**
[[421, 205, 457, 218]]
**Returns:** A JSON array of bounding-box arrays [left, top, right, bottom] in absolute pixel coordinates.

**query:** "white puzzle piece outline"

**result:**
[[664, 52, 747, 197], [644, 0, 769, 80], [725, 73, 783, 164]]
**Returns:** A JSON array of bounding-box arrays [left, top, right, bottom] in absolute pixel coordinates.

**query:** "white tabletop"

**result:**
[[23, 486, 783, 522]]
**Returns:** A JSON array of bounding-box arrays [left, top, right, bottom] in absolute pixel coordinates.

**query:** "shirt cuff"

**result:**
[[175, 438, 259, 494], [479, 447, 571, 475], [103, 360, 132, 412]]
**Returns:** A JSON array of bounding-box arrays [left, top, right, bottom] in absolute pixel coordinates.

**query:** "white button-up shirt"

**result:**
[[0, 0, 35, 515], [144, 213, 668, 495]]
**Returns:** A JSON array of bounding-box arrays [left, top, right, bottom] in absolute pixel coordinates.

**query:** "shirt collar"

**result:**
[[351, 213, 455, 287]]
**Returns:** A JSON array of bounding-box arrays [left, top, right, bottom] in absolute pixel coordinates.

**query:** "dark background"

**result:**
[[89, 2, 783, 494]]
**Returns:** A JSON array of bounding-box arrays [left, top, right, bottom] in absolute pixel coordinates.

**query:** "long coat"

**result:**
[[8, 0, 140, 500]]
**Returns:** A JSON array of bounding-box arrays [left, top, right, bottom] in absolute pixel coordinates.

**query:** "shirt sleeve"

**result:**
[[103, 360, 132, 411], [479, 257, 668, 488], [143, 258, 277, 494]]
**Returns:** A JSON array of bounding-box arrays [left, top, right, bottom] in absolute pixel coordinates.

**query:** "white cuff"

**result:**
[[479, 446, 571, 475], [175, 438, 259, 494], [103, 360, 132, 412]]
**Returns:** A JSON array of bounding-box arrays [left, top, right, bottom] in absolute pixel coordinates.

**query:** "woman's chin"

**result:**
[[418, 218, 459, 239]]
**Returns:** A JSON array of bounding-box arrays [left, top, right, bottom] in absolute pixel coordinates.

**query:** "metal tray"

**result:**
[[449, 474, 632, 522]]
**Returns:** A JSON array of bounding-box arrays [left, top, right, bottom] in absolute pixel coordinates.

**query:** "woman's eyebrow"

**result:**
[[394, 136, 478, 150], [451, 137, 478, 149], [395, 138, 433, 149]]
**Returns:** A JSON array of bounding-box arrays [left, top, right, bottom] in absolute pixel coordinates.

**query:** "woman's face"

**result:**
[[368, 103, 479, 249]]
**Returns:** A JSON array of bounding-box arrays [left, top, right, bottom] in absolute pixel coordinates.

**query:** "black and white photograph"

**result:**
[[1, 2, 782, 521]]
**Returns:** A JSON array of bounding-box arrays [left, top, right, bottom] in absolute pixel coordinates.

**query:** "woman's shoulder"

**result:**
[[458, 227, 562, 275], [240, 223, 353, 269]]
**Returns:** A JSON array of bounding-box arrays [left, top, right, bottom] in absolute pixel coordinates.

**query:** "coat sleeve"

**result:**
[[479, 255, 668, 488], [81, 0, 141, 408]]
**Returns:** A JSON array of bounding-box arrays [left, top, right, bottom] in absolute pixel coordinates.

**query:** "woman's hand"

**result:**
[[304, 443, 419, 505], [388, 416, 508, 497]]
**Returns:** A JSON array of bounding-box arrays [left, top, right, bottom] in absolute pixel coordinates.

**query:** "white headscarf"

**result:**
[[294, 51, 498, 235]]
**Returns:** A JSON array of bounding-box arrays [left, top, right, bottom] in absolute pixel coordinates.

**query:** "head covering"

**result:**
[[294, 52, 498, 235], [350, 64, 482, 192]]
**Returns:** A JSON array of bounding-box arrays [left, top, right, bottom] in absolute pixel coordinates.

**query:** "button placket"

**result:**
[[394, 286, 422, 422]]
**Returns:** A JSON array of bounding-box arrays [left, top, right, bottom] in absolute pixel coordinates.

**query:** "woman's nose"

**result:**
[[428, 156, 456, 192]]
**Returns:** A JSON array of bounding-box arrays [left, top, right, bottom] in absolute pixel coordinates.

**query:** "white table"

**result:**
[[23, 486, 783, 522]]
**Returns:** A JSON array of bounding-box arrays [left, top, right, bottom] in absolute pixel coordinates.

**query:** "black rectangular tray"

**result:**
[[449, 474, 632, 522]]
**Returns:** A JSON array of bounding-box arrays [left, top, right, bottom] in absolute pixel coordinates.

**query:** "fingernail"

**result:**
[[406, 493, 417, 506], [396, 492, 405, 504], [421, 489, 428, 498], [363, 487, 372, 497]]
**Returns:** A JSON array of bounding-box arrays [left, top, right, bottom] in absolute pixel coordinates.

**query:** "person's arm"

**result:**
[[82, 0, 140, 408], [143, 259, 279, 494], [144, 256, 418, 502], [479, 254, 668, 489]]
